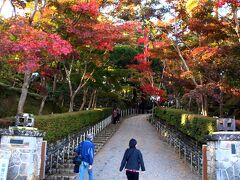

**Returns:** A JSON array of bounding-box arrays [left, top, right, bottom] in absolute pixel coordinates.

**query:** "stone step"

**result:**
[[93, 137, 109, 143], [93, 141, 105, 144], [66, 159, 74, 164], [94, 136, 111, 140], [60, 164, 75, 169], [95, 134, 112, 138], [46, 173, 77, 180], [56, 167, 75, 174]]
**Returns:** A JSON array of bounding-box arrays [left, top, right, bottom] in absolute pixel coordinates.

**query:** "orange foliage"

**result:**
[[192, 46, 218, 61]]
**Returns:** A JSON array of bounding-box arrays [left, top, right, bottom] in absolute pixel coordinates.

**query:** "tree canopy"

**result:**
[[0, 0, 239, 118]]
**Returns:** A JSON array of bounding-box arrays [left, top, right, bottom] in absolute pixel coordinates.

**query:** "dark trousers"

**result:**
[[126, 171, 139, 180], [112, 117, 117, 124]]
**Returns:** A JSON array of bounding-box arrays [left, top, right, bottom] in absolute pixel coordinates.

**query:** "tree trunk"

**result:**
[[29, 0, 39, 24], [38, 95, 47, 115], [175, 92, 181, 109], [201, 95, 208, 116], [66, 69, 93, 112], [204, 95, 208, 116], [175, 97, 180, 109], [38, 76, 48, 115], [61, 96, 64, 108], [52, 74, 57, 94], [64, 60, 95, 112], [213, 0, 219, 18], [79, 87, 88, 111], [12, 81, 16, 88], [88, 90, 94, 109], [232, 6, 240, 42], [197, 101, 201, 114], [188, 97, 192, 111], [93, 92, 97, 108], [219, 90, 223, 117], [17, 72, 31, 114], [69, 93, 77, 112], [159, 60, 166, 88], [91, 89, 97, 108], [64, 64, 74, 112]]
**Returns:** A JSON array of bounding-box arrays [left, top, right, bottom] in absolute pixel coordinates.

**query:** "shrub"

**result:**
[[154, 107, 217, 143], [0, 118, 14, 128], [154, 108, 189, 126], [35, 108, 112, 142]]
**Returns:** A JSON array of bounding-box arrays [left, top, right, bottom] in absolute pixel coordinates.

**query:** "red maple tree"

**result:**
[[0, 18, 72, 113]]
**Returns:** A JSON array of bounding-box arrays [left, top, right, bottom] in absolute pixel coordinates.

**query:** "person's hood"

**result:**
[[129, 138, 137, 148]]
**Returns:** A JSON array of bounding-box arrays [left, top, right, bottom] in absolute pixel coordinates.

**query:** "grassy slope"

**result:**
[[0, 83, 64, 118]]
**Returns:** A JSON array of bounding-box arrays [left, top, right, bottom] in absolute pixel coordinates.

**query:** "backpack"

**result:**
[[73, 155, 82, 165], [73, 142, 83, 173]]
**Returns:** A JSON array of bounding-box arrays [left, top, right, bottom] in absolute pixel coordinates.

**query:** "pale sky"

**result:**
[[0, 0, 25, 18], [0, 0, 15, 18], [0, 0, 238, 20]]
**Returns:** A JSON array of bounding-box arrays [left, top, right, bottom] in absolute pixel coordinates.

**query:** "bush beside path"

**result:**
[[92, 114, 200, 180]]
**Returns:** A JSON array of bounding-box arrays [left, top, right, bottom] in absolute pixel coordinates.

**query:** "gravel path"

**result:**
[[92, 114, 200, 180]]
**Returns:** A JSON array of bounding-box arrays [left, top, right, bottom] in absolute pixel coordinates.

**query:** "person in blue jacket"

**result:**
[[75, 133, 95, 180], [120, 138, 145, 180]]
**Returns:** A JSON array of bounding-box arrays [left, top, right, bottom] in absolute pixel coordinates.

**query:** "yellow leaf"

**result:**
[[186, 0, 199, 14], [26, 2, 34, 9], [148, 42, 153, 49], [33, 11, 41, 22], [50, 6, 57, 11]]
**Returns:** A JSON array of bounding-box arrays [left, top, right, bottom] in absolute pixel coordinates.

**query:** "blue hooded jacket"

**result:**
[[75, 139, 95, 165]]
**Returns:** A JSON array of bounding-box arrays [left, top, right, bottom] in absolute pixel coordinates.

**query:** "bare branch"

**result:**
[[29, 0, 39, 25]]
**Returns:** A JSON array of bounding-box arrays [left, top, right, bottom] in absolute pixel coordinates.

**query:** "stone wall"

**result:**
[[207, 132, 240, 180]]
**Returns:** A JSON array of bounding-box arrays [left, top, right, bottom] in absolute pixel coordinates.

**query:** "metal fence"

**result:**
[[45, 108, 137, 175], [149, 116, 203, 175]]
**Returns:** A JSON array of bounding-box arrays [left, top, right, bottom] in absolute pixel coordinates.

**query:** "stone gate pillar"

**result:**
[[206, 132, 240, 180], [0, 127, 46, 180]]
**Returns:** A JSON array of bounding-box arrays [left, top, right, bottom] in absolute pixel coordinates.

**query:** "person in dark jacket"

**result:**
[[112, 108, 118, 124], [120, 138, 145, 180], [116, 108, 121, 123]]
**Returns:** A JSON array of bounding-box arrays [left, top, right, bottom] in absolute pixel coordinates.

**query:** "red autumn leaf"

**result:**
[[218, 0, 240, 7], [71, 0, 100, 17], [140, 84, 164, 97], [0, 18, 72, 74]]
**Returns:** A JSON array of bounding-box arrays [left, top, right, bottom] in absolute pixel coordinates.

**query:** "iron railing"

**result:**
[[149, 116, 202, 175]]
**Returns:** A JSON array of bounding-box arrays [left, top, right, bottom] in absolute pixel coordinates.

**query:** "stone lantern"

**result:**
[[15, 113, 35, 127]]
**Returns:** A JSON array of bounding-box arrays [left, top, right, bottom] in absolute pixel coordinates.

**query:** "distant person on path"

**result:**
[[116, 107, 121, 123], [112, 108, 118, 124], [75, 133, 95, 180], [120, 138, 145, 180]]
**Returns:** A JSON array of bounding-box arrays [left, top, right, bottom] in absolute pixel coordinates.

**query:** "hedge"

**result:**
[[34, 108, 112, 142], [154, 107, 217, 143]]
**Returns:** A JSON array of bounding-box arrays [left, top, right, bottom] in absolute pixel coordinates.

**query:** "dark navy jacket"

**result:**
[[75, 140, 95, 165], [120, 147, 145, 171]]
